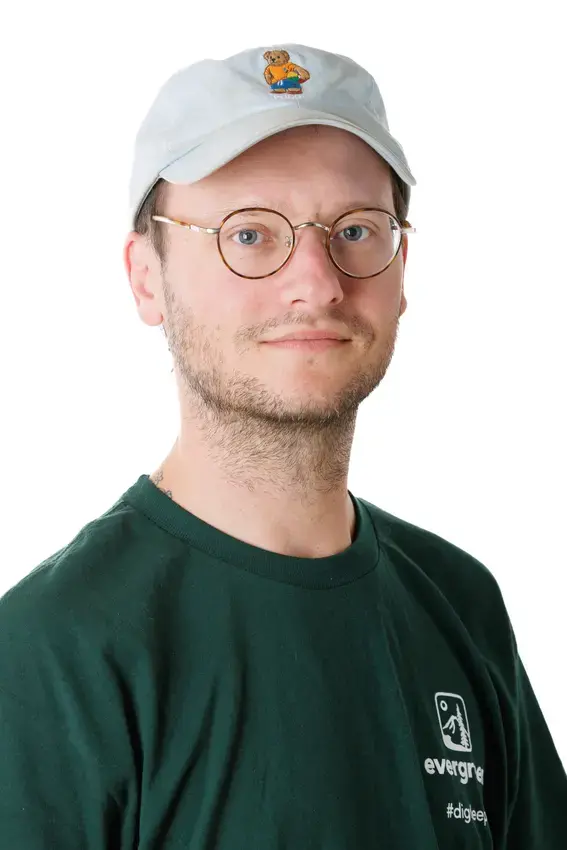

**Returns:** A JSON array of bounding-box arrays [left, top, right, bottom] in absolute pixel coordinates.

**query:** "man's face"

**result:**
[[135, 125, 408, 426]]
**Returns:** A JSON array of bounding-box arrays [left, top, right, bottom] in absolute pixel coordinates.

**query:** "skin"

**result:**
[[124, 125, 408, 558]]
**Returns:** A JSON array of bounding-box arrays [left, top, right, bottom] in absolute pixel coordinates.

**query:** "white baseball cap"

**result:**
[[129, 43, 417, 229]]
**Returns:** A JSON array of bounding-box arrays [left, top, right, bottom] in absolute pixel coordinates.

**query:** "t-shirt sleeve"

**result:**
[[504, 652, 567, 846], [0, 685, 124, 847], [0, 584, 139, 848]]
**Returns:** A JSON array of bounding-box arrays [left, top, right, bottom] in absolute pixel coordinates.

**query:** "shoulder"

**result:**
[[0, 492, 174, 721], [0, 494, 168, 645], [358, 496, 515, 658], [360, 496, 497, 583]]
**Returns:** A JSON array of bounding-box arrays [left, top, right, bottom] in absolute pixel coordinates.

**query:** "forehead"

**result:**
[[165, 126, 394, 217], [242, 125, 390, 171]]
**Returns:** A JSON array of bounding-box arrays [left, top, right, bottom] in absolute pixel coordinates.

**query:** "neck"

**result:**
[[151, 408, 358, 558]]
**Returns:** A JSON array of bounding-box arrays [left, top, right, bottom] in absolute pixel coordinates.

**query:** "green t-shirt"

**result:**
[[1, 474, 565, 848]]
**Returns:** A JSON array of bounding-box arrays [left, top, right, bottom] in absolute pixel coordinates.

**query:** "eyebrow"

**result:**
[[208, 201, 393, 218]]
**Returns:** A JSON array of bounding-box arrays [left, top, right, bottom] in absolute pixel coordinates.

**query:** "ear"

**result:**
[[263, 51, 271, 61], [281, 50, 290, 61], [123, 231, 164, 329], [399, 236, 409, 316]]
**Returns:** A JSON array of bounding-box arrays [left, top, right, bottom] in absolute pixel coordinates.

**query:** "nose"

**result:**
[[280, 224, 345, 304]]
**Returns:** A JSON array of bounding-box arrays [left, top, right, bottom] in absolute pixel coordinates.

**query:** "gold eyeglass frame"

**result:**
[[151, 207, 416, 280]]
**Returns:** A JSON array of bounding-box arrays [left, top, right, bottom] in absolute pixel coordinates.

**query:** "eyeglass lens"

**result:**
[[218, 209, 401, 278]]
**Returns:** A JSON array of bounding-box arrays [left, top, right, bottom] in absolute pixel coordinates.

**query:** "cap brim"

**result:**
[[159, 104, 416, 191]]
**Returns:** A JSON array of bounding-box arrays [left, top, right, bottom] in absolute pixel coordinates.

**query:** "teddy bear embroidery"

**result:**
[[263, 49, 311, 95]]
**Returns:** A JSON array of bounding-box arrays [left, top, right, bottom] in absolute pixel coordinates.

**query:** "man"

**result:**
[[0, 43, 565, 849]]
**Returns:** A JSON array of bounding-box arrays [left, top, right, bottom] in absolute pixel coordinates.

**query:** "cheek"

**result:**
[[369, 256, 404, 305], [165, 242, 227, 307], [223, 283, 268, 344], [345, 271, 403, 337], [350, 261, 401, 301], [187, 269, 260, 346]]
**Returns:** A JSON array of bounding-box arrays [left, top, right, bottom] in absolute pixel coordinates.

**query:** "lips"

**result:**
[[263, 338, 348, 351], [264, 331, 348, 342]]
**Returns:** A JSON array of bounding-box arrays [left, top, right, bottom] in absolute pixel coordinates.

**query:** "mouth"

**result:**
[[262, 339, 350, 351]]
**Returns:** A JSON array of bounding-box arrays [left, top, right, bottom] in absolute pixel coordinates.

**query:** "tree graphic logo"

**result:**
[[434, 692, 473, 752]]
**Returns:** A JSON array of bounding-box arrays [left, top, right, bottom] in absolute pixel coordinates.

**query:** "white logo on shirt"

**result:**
[[435, 692, 472, 753]]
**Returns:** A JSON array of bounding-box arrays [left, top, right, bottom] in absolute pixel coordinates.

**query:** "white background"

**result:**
[[1, 0, 565, 772]]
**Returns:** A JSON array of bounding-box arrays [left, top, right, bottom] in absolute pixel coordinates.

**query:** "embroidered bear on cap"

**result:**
[[263, 49, 311, 94]]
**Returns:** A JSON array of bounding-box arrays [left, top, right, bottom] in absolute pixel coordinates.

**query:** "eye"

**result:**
[[230, 228, 266, 246], [335, 224, 370, 243]]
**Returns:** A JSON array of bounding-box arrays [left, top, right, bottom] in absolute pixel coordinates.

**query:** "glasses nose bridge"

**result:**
[[291, 220, 331, 253], [293, 220, 331, 235], [285, 218, 342, 277], [288, 221, 333, 268]]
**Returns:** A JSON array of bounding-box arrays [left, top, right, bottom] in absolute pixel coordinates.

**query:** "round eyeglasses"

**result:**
[[152, 207, 416, 280]]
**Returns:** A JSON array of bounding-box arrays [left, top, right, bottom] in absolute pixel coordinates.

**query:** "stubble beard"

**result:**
[[162, 281, 400, 497]]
